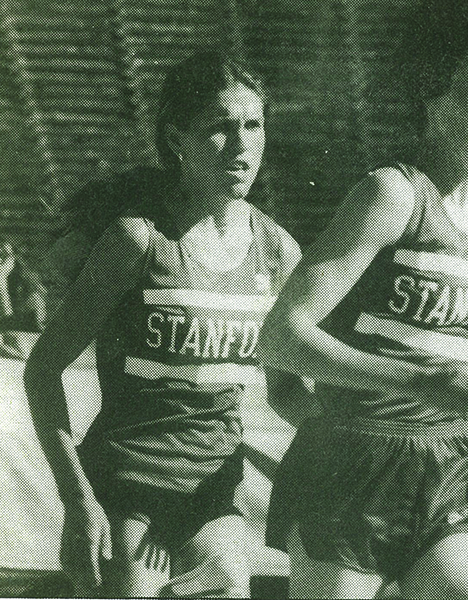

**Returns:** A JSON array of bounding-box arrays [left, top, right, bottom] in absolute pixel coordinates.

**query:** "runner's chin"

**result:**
[[222, 170, 252, 197]]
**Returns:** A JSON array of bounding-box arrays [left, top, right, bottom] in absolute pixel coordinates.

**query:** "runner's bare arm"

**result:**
[[258, 168, 432, 394], [24, 216, 149, 501]]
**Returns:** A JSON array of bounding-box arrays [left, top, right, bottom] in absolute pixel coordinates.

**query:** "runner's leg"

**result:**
[[163, 514, 250, 598], [287, 521, 385, 599], [400, 532, 468, 599], [101, 515, 170, 598]]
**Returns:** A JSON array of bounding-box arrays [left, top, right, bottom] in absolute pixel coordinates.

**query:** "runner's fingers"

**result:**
[[152, 546, 161, 570], [160, 549, 170, 573], [100, 520, 113, 561], [145, 543, 156, 569], [146, 544, 169, 573], [155, 547, 170, 573], [91, 551, 102, 586]]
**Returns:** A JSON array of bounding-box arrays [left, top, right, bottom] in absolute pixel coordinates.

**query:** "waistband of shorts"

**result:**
[[325, 416, 468, 438]]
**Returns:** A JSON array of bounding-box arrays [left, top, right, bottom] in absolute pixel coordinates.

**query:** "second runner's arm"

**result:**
[[258, 168, 465, 412]]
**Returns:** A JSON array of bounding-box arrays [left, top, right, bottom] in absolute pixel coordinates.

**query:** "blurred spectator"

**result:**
[[0, 240, 46, 359]]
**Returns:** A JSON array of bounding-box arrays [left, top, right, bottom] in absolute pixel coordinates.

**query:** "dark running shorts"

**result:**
[[266, 417, 468, 581], [80, 445, 243, 552]]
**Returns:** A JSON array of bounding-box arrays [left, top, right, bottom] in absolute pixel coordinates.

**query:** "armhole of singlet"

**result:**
[[120, 198, 159, 283], [140, 217, 158, 280], [392, 162, 427, 244], [250, 205, 282, 289]]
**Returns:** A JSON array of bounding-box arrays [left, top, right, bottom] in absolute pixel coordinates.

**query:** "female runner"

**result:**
[[259, 3, 468, 598], [24, 50, 301, 598]]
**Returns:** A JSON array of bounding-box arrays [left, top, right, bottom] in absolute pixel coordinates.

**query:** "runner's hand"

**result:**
[[61, 496, 112, 595]]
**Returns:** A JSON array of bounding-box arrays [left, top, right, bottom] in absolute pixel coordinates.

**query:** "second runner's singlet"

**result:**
[[79, 197, 297, 494], [317, 163, 468, 423]]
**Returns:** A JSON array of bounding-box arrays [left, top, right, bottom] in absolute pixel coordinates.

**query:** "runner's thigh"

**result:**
[[165, 514, 250, 598], [401, 532, 468, 599], [287, 520, 385, 600]]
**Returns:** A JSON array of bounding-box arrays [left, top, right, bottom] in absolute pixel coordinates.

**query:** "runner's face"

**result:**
[[178, 82, 265, 200]]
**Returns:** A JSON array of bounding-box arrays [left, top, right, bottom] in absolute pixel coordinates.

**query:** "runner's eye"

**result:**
[[245, 119, 262, 130]]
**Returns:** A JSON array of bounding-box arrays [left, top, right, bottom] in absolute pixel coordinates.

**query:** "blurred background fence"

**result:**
[[0, 0, 418, 258]]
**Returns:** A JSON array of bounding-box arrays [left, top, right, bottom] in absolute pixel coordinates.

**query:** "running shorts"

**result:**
[[266, 417, 468, 581], [81, 445, 243, 552]]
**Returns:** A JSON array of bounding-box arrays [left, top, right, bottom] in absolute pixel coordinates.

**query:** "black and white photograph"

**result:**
[[1, 0, 468, 598]]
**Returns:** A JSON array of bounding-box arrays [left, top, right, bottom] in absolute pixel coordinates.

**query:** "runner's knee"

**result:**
[[164, 550, 250, 597]]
